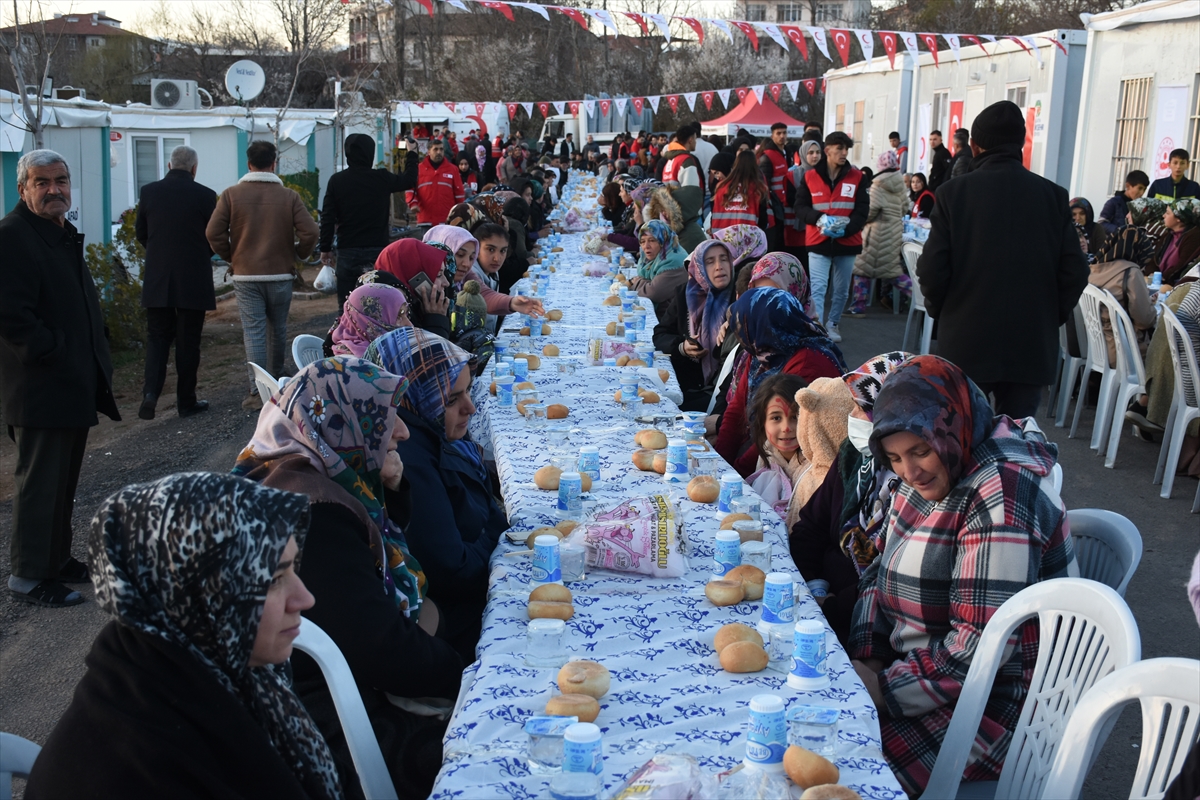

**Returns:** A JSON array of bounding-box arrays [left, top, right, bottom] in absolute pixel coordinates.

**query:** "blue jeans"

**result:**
[[808, 253, 855, 326], [234, 279, 293, 385]]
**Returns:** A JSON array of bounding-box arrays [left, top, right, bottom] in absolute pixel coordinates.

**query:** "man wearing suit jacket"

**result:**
[[135, 144, 218, 420]]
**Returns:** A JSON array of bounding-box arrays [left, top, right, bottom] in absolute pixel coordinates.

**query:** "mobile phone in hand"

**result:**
[[409, 272, 433, 295]]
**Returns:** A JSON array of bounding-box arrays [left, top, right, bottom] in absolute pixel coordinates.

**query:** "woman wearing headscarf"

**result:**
[[27, 473, 343, 800], [783, 140, 824, 262], [789, 352, 913, 649], [848, 151, 912, 316], [423, 225, 543, 327], [850, 355, 1074, 796], [231, 357, 463, 799], [374, 239, 455, 340], [366, 328, 506, 663], [1126, 281, 1200, 458], [605, 177, 643, 252], [1088, 226, 1157, 365], [630, 219, 687, 311], [1153, 197, 1200, 284], [475, 143, 495, 186], [456, 154, 479, 200], [1070, 197, 1107, 262], [446, 202, 484, 231], [498, 195, 533, 293], [328, 283, 410, 358], [714, 223, 769, 275], [748, 251, 808, 299], [715, 287, 845, 476]]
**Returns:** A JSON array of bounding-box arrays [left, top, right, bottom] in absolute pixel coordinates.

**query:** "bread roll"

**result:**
[[579, 473, 593, 492], [713, 623, 763, 654], [634, 429, 668, 449], [687, 476, 719, 503], [719, 640, 768, 673], [638, 390, 660, 404], [799, 786, 861, 800], [552, 247, 563, 253], [515, 381, 537, 391], [545, 694, 600, 723], [627, 359, 648, 368], [534, 465, 562, 490], [547, 403, 569, 419], [520, 327, 531, 336], [603, 295, 621, 307], [541, 324, 552, 336], [520, 354, 542, 370], [543, 344, 560, 357], [606, 321, 618, 335], [616, 354, 631, 366], [784, 746, 840, 790], [720, 513, 754, 530], [489, 381, 497, 396], [658, 369, 670, 383], [652, 452, 667, 474], [726, 565, 766, 601], [547, 309, 563, 321], [705, 579, 745, 606], [516, 399, 537, 416], [555, 520, 579, 534], [525, 528, 563, 548], [530, 584, 573, 603], [557, 660, 611, 698], [631, 448, 657, 471], [529, 600, 574, 620]]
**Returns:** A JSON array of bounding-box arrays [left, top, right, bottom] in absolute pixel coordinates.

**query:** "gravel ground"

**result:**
[[1, 299, 1197, 799]]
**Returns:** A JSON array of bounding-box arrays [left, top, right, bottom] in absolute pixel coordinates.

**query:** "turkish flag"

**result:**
[[949, 100, 964, 136], [475, 102, 487, 117], [506, 103, 518, 120], [667, 94, 680, 113], [780, 25, 809, 61], [735, 87, 749, 102], [553, 6, 590, 31], [830, 28, 853, 67], [802, 78, 817, 96], [702, 91, 714, 110], [768, 83, 782, 102], [730, 20, 758, 51], [632, 97, 644, 114], [569, 100, 580, 115], [879, 31, 898, 69], [962, 34, 988, 55], [599, 98, 612, 116], [480, 1, 514, 22], [919, 32, 940, 66], [679, 16, 705, 44], [623, 12, 649, 35], [413, 0, 433, 15], [537, 101, 550, 117], [444, 101, 456, 113]]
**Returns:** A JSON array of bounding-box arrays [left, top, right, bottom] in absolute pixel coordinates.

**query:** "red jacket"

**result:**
[[409, 157, 464, 225]]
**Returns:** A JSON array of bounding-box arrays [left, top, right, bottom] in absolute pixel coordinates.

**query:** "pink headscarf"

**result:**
[[475, 144, 487, 173], [330, 284, 410, 357], [877, 150, 899, 171], [423, 225, 480, 285]]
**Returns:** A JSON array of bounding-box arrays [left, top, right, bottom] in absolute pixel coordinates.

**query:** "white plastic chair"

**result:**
[[248, 362, 281, 405], [292, 619, 398, 800], [1153, 306, 1200, 511], [292, 334, 326, 370], [1066, 508, 1143, 597], [1053, 307, 1090, 428], [1049, 462, 1063, 494], [901, 242, 933, 355], [1099, 290, 1149, 468], [923, 578, 1141, 800], [0, 732, 40, 800], [1042, 658, 1200, 800], [706, 344, 741, 416], [1071, 286, 1118, 449]]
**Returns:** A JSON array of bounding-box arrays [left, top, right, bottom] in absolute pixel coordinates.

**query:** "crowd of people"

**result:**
[[2, 95, 1200, 800]]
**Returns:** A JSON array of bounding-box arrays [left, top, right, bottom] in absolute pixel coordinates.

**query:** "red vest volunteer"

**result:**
[[408, 153, 465, 225], [796, 154, 869, 257]]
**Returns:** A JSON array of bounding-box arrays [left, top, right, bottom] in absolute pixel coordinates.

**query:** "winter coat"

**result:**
[[206, 172, 319, 277], [410, 156, 464, 226], [1088, 258, 1157, 366], [949, 151, 972, 179], [1098, 191, 1133, 235], [645, 186, 705, 254], [136, 169, 218, 310], [916, 143, 1089, 386], [853, 169, 906, 280], [388, 409, 507, 661], [1148, 175, 1200, 202], [0, 201, 120, 429], [927, 144, 952, 192], [319, 135, 417, 252]]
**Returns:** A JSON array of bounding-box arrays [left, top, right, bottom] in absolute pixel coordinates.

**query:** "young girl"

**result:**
[[748, 374, 810, 529], [711, 150, 769, 231]]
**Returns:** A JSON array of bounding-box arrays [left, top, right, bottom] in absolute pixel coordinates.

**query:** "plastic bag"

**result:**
[[563, 207, 590, 232], [581, 260, 613, 278], [314, 265, 337, 294], [607, 754, 715, 800], [567, 495, 688, 579]]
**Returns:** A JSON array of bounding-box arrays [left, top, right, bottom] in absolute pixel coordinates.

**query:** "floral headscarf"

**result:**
[[876, 150, 899, 172], [472, 194, 507, 224], [750, 252, 808, 305], [1129, 197, 1168, 227], [622, 176, 643, 195], [1171, 197, 1200, 228], [1097, 225, 1155, 268], [447, 202, 485, 230], [231, 358, 425, 618], [715, 224, 769, 266], [330, 284, 409, 358], [90, 473, 343, 800], [475, 144, 487, 173], [637, 219, 685, 281], [685, 239, 737, 383], [842, 351, 916, 420], [868, 355, 995, 487]]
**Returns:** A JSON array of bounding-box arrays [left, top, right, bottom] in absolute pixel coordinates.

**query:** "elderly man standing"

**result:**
[[136, 144, 217, 420], [0, 149, 120, 607], [206, 140, 318, 409]]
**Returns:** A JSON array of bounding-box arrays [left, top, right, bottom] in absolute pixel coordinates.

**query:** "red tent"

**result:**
[[700, 93, 806, 138]]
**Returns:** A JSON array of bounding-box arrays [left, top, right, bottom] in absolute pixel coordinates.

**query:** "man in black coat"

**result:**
[[135, 145, 217, 420], [927, 130, 952, 192], [917, 101, 1089, 418], [0, 149, 121, 607], [319, 133, 418, 310]]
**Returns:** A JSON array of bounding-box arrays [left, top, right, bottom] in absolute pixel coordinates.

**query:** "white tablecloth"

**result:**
[[432, 186, 906, 800]]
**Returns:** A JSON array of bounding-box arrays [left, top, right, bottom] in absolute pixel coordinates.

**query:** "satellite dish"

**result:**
[[224, 60, 265, 103]]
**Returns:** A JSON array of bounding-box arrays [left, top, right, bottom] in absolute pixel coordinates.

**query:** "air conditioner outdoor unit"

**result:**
[[53, 86, 86, 100], [151, 79, 200, 110]]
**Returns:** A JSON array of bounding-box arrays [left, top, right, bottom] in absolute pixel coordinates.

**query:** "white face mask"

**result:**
[[846, 415, 874, 456]]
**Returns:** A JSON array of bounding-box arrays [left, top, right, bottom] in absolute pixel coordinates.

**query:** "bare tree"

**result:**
[[1, 0, 61, 148]]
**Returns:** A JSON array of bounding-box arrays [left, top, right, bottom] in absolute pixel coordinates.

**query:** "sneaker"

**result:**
[[10, 580, 83, 607], [1124, 408, 1163, 432], [828, 324, 842, 343]]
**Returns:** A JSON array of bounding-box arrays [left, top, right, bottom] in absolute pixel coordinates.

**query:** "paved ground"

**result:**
[[1, 297, 1197, 798]]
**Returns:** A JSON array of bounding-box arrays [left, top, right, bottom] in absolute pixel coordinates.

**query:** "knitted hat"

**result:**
[[454, 280, 488, 333], [709, 151, 735, 177], [970, 100, 1026, 150]]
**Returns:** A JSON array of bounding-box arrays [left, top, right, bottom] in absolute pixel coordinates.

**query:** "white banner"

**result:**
[[511, 2, 548, 19], [807, 26, 831, 59], [683, 92, 698, 111], [586, 8, 619, 36], [943, 33, 961, 65], [614, 96, 628, 116], [582, 99, 595, 116], [751, 85, 765, 103], [854, 29, 873, 63], [552, 101, 566, 115], [760, 23, 790, 51], [708, 18, 735, 44], [1151, 85, 1190, 181], [646, 12, 672, 41], [900, 31, 921, 61], [717, 88, 731, 107], [785, 80, 800, 101], [647, 95, 661, 113], [520, 102, 533, 117]]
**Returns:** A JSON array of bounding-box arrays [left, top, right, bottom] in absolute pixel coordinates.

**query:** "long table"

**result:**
[[431, 192, 906, 800]]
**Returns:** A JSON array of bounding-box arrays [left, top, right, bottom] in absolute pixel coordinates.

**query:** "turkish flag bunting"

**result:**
[[735, 87, 749, 102], [480, 1, 514, 22], [961, 34, 988, 55], [1041, 34, 1066, 54], [679, 17, 705, 44], [506, 103, 518, 120], [802, 78, 817, 96], [1004, 35, 1030, 53], [552, 6, 590, 31], [413, 0, 433, 16], [631, 97, 644, 114], [623, 12, 649, 35], [702, 91, 714, 110], [599, 98, 612, 116], [879, 31, 899, 68], [665, 95, 678, 113], [475, 102, 488, 116], [647, 95, 660, 113], [683, 92, 697, 111], [444, 101, 457, 112], [568, 100, 580, 115], [854, 29, 874, 62], [537, 102, 550, 117], [919, 32, 940, 67], [730, 20, 758, 51], [552, 101, 565, 115], [785, 80, 799, 100], [768, 83, 783, 102], [830, 29, 853, 67], [780, 25, 809, 61], [717, 88, 731, 107], [413, 102, 426, 108]]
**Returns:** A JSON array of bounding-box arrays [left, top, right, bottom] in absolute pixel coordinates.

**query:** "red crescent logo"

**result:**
[[835, 32, 846, 45]]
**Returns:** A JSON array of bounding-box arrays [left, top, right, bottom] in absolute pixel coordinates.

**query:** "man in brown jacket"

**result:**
[[206, 140, 319, 408]]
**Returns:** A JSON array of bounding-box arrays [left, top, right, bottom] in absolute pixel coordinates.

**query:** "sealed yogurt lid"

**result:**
[[785, 705, 840, 725], [525, 715, 579, 735]]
